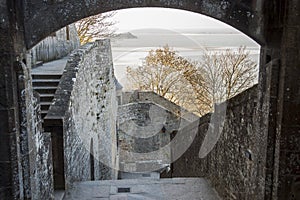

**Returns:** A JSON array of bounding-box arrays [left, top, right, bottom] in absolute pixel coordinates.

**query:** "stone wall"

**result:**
[[18, 56, 54, 199], [122, 91, 199, 122], [273, 1, 300, 198], [169, 114, 211, 178], [117, 102, 187, 172], [0, 0, 27, 198], [171, 85, 266, 199], [46, 39, 118, 189], [30, 24, 79, 65]]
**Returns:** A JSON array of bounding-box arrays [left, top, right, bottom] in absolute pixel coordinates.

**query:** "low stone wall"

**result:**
[[171, 85, 266, 199], [46, 39, 118, 189], [122, 91, 199, 122]]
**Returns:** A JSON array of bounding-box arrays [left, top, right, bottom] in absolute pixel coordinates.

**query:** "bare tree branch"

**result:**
[[75, 12, 117, 44], [199, 46, 258, 110], [126, 46, 205, 115]]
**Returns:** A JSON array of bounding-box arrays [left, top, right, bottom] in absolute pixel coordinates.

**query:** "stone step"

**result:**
[[32, 79, 60, 87], [40, 101, 53, 106], [39, 94, 55, 102], [33, 86, 58, 94], [41, 105, 50, 111], [41, 110, 48, 119], [41, 110, 48, 114], [31, 71, 63, 120], [40, 102, 53, 111], [32, 74, 62, 80]]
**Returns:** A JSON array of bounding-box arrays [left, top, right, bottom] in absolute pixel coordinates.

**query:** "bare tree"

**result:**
[[199, 46, 258, 110], [126, 46, 205, 114], [75, 12, 117, 44], [127, 46, 257, 116]]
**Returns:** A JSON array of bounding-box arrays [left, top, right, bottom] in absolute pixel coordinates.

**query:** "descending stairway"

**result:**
[[32, 74, 62, 119]]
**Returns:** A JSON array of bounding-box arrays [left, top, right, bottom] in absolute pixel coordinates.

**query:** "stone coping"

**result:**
[[45, 41, 105, 120]]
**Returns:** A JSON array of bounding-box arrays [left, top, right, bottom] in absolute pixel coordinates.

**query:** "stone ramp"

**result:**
[[63, 178, 221, 200]]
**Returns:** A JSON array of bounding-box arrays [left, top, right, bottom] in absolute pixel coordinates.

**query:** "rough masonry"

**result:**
[[118, 101, 189, 173], [0, 0, 299, 199], [45, 39, 118, 190], [170, 85, 266, 200]]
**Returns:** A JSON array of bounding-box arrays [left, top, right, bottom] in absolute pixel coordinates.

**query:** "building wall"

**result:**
[[46, 39, 118, 189], [171, 85, 266, 200]]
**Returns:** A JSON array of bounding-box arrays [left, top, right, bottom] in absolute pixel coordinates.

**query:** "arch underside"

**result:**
[[24, 0, 264, 49]]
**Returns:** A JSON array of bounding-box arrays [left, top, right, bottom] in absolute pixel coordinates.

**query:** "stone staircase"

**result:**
[[32, 74, 62, 119]]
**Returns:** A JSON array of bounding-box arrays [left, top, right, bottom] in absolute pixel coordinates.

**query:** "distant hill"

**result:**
[[112, 32, 138, 39]]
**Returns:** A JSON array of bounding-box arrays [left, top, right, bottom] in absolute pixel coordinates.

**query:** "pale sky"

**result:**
[[109, 8, 234, 32]]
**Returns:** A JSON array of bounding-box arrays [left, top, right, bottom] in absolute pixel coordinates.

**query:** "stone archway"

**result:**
[[0, 0, 299, 199], [23, 0, 264, 49]]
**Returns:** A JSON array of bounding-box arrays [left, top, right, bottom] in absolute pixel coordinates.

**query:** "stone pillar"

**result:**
[[261, 0, 300, 199], [257, 51, 281, 200], [276, 0, 300, 199], [0, 0, 27, 199]]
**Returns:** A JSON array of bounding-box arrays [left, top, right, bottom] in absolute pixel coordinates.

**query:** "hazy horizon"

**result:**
[[110, 28, 260, 90]]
